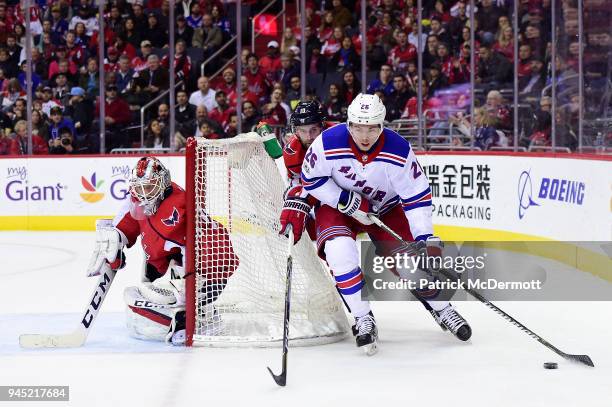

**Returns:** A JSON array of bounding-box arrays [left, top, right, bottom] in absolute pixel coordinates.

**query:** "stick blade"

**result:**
[[19, 332, 85, 349], [266, 367, 286, 387], [567, 354, 594, 367]]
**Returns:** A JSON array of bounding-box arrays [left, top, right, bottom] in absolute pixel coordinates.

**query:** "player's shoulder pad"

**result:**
[[380, 127, 412, 161], [154, 183, 187, 235], [321, 123, 351, 156]]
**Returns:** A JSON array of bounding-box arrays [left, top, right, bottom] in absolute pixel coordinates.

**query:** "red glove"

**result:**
[[279, 185, 311, 244]]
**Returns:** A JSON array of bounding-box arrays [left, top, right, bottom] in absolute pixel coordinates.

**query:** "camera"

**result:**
[[61, 137, 72, 146]]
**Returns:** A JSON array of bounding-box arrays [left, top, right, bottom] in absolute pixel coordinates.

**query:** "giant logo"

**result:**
[[110, 165, 130, 200], [80, 173, 104, 203], [5, 166, 65, 201]]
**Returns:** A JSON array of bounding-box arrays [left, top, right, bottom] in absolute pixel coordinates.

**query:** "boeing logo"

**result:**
[[518, 170, 538, 219]]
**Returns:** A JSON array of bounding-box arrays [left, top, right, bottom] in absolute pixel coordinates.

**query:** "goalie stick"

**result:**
[[267, 228, 294, 386], [19, 266, 117, 349], [367, 214, 595, 368]]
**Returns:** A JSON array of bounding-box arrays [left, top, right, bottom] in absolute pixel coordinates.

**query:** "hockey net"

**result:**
[[185, 135, 349, 347]]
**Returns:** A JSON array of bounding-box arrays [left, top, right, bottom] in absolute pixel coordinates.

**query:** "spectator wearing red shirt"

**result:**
[[131, 40, 154, 72], [95, 84, 132, 150], [230, 74, 258, 108], [161, 39, 192, 81], [214, 67, 237, 102], [104, 47, 121, 73], [339, 70, 361, 104], [48, 47, 78, 79], [321, 26, 344, 59], [114, 34, 137, 61], [318, 11, 334, 43], [259, 41, 282, 77], [401, 80, 442, 120], [10, 120, 48, 155], [208, 90, 235, 129], [198, 121, 221, 140], [493, 26, 514, 61], [387, 30, 417, 72], [64, 30, 86, 67], [244, 53, 270, 102]]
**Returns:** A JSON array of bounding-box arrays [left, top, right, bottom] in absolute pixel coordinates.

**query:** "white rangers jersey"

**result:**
[[301, 123, 434, 241]]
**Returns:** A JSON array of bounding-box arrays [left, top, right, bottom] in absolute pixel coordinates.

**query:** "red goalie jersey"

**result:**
[[113, 182, 238, 280]]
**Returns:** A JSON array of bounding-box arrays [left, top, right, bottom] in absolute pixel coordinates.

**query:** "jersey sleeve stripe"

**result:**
[[401, 187, 432, 204], [402, 200, 432, 211], [301, 174, 330, 191], [373, 157, 405, 167]]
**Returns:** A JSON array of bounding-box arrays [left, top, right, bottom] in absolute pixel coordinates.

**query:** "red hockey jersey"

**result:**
[[113, 182, 238, 280]]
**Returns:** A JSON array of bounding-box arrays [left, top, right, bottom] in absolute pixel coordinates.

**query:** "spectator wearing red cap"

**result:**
[[104, 47, 121, 73]]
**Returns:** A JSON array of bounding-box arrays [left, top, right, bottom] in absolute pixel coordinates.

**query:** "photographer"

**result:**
[[49, 126, 76, 154]]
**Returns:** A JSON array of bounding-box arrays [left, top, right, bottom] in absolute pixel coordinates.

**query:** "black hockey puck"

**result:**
[[543, 362, 558, 369]]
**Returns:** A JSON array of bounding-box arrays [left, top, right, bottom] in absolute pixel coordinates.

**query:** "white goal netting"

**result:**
[[187, 134, 349, 347]]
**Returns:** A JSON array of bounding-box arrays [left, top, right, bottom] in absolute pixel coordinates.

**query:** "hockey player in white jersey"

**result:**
[[301, 93, 471, 354]]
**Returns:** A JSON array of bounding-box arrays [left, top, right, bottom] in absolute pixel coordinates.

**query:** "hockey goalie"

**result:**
[[87, 156, 239, 345]]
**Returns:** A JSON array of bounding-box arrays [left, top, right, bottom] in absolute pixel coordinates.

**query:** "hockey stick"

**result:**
[[267, 228, 294, 386], [367, 214, 594, 367], [19, 266, 117, 348]]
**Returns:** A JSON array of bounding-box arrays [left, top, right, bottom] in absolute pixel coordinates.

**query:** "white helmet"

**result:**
[[346, 93, 386, 133]]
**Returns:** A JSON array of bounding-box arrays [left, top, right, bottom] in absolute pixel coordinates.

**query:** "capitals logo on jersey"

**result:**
[[161, 207, 180, 226]]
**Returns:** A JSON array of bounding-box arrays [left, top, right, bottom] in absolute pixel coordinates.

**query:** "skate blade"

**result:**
[[363, 341, 378, 356]]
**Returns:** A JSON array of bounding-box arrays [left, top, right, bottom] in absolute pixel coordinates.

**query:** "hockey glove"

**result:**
[[337, 190, 374, 225], [87, 220, 127, 277], [256, 121, 283, 159], [279, 185, 311, 244], [413, 236, 444, 274]]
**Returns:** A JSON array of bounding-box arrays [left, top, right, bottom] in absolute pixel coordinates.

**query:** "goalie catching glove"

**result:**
[[87, 219, 127, 277], [337, 190, 375, 225], [279, 185, 311, 244]]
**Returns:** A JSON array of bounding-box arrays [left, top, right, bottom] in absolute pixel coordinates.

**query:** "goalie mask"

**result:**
[[346, 93, 386, 150], [129, 157, 171, 217]]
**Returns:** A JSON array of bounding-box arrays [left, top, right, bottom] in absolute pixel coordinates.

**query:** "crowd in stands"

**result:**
[[0, 0, 608, 154]]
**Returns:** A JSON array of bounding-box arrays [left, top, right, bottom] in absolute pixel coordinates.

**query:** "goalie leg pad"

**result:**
[[124, 286, 185, 342]]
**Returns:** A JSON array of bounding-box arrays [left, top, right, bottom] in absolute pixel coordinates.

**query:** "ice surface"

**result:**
[[0, 232, 610, 407]]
